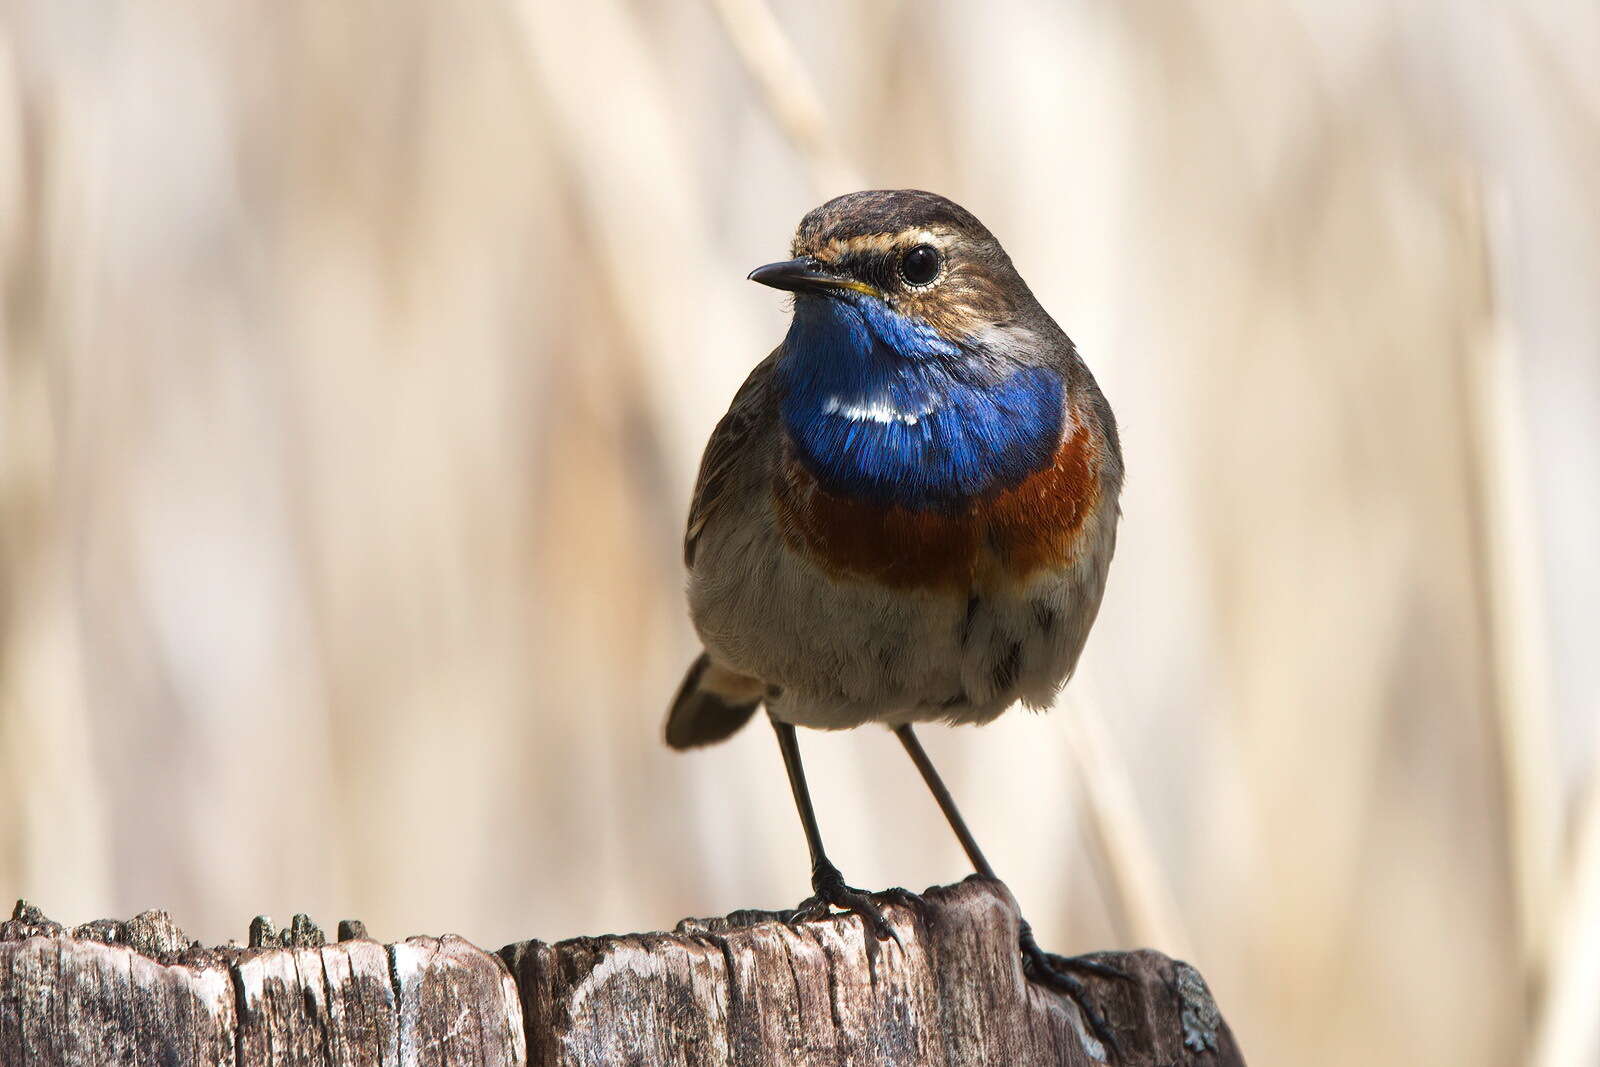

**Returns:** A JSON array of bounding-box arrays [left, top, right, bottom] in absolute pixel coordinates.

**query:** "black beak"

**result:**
[[747, 257, 866, 296]]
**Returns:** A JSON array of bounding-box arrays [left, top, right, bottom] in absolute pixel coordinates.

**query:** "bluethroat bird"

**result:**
[[666, 190, 1124, 1047]]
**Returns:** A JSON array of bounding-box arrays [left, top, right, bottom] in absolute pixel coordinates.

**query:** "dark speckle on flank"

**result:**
[[991, 641, 1022, 694], [796, 190, 995, 246], [1033, 603, 1057, 635], [961, 595, 981, 646]]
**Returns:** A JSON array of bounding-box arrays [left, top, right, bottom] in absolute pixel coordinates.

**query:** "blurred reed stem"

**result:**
[[705, 0, 859, 196], [1530, 748, 1600, 1067], [1462, 187, 1561, 995], [1060, 690, 1194, 959]]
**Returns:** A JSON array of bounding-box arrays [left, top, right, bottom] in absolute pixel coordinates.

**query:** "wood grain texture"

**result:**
[[502, 878, 1245, 1067], [0, 880, 1245, 1066]]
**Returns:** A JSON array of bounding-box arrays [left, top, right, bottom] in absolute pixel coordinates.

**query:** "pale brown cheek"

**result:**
[[909, 272, 1014, 339]]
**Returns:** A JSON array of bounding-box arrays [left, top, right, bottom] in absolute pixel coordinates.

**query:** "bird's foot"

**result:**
[[790, 859, 900, 943], [786, 859, 906, 979], [1019, 920, 1126, 1059]]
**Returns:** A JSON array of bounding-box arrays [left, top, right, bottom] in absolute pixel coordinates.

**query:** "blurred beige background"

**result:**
[[2, 1, 1598, 1064]]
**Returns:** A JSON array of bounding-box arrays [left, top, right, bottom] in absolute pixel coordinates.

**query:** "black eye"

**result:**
[[899, 244, 941, 286]]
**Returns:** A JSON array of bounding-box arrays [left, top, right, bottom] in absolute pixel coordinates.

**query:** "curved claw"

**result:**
[[1025, 954, 1121, 1059], [1018, 920, 1130, 983], [786, 896, 831, 926], [876, 887, 925, 917], [1018, 921, 1122, 1059], [1038, 950, 1130, 983]]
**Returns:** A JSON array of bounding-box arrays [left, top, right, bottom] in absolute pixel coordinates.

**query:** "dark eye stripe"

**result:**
[[830, 250, 893, 291]]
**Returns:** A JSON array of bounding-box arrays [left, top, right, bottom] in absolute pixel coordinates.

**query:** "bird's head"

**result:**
[[754, 191, 1082, 511], [750, 189, 1048, 362]]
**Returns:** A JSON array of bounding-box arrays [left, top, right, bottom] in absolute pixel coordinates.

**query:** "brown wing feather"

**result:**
[[684, 351, 779, 568]]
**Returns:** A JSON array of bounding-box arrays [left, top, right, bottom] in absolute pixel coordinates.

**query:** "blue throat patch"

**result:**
[[776, 294, 1064, 511]]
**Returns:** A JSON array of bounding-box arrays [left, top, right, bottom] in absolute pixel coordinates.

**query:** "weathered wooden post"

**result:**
[[0, 877, 1245, 1065]]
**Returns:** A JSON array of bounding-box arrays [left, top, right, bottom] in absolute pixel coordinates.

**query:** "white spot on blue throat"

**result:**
[[821, 395, 933, 426], [776, 293, 1063, 510]]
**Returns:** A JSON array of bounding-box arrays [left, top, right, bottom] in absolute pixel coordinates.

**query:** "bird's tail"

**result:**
[[664, 653, 765, 749]]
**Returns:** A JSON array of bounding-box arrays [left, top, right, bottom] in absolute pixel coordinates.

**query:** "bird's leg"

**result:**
[[769, 714, 899, 956], [893, 723, 1125, 1054]]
